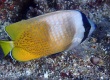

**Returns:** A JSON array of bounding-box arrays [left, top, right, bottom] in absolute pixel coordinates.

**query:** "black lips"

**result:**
[[80, 12, 91, 42]]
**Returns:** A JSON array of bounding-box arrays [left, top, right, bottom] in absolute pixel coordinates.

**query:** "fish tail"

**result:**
[[0, 40, 14, 59]]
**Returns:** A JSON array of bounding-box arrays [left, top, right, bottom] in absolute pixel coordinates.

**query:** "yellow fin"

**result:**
[[5, 18, 37, 40], [0, 41, 14, 56], [11, 47, 41, 61]]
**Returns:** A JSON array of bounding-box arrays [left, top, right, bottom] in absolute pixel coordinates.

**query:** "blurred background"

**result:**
[[0, 0, 110, 79]]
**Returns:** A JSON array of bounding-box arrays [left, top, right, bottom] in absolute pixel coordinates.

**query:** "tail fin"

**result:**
[[0, 41, 14, 58]]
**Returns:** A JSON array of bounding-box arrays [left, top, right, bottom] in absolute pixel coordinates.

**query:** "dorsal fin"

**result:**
[[5, 18, 37, 40]]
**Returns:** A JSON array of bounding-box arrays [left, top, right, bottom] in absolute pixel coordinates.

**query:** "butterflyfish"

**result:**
[[0, 10, 96, 61]]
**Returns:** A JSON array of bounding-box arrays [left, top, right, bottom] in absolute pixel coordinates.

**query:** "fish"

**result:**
[[0, 10, 96, 61]]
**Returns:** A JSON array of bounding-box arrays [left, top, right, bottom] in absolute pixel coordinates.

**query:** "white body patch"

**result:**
[[37, 10, 85, 51]]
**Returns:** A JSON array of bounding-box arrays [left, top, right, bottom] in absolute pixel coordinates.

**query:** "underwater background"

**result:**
[[0, 0, 110, 79]]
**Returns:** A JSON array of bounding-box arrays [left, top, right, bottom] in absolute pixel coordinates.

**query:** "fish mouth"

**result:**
[[0, 46, 5, 59]]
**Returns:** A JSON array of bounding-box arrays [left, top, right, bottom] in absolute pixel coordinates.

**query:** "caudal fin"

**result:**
[[0, 41, 14, 59]]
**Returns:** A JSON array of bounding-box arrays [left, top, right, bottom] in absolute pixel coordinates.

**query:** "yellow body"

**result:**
[[3, 10, 76, 61]]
